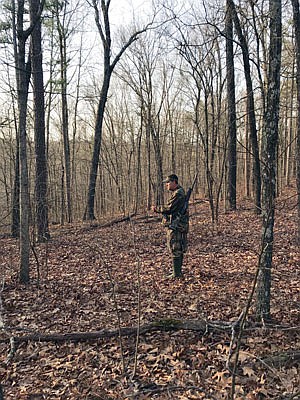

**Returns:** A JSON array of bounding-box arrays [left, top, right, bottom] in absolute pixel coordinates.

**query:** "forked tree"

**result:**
[[83, 0, 153, 221], [12, 0, 45, 283]]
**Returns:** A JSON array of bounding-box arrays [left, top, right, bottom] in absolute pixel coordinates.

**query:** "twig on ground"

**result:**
[[6, 336, 16, 364]]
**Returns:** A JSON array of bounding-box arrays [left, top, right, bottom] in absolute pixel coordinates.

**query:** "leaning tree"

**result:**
[[84, 0, 154, 221]]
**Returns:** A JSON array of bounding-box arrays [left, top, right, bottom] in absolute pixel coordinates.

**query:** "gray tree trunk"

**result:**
[[226, 0, 237, 211], [11, 0, 20, 239], [56, 3, 72, 224], [16, 1, 32, 284], [256, 0, 282, 321], [291, 0, 300, 243], [228, 0, 261, 213], [30, 0, 49, 241], [14, 0, 44, 283]]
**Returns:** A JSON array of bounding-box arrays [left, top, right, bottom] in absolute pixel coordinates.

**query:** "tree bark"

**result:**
[[11, 0, 20, 239], [16, 1, 32, 283], [256, 0, 282, 321], [56, 2, 72, 224], [291, 0, 300, 243], [226, 0, 237, 211], [30, 0, 49, 242], [2, 319, 299, 348], [1, 319, 230, 344], [227, 0, 261, 213], [13, 0, 45, 283]]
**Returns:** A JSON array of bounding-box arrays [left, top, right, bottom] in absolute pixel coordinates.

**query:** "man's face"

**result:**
[[165, 180, 177, 191]]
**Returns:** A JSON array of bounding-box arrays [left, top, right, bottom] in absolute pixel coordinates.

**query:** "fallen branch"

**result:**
[[1, 319, 299, 368], [0, 319, 229, 344], [81, 214, 136, 230], [126, 384, 215, 399]]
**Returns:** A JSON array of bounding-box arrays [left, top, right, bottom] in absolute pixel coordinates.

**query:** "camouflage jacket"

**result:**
[[156, 186, 189, 231]]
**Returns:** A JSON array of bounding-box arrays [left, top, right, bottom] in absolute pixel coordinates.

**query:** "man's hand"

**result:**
[[151, 205, 157, 213]]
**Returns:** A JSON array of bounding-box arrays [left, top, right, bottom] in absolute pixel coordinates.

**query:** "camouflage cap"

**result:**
[[162, 174, 178, 183]]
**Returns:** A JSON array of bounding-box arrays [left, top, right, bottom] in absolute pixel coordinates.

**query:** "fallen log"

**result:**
[[1, 319, 298, 350], [1, 319, 231, 344], [80, 213, 136, 231]]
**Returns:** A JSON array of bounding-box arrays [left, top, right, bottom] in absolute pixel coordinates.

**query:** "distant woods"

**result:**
[[0, 0, 298, 229]]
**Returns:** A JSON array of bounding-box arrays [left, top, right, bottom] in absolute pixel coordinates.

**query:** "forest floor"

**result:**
[[0, 185, 299, 400]]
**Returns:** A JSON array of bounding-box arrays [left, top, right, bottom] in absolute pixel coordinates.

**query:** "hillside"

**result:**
[[0, 187, 299, 399]]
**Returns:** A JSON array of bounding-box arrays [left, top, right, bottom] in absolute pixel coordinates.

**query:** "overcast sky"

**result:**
[[110, 0, 153, 22]]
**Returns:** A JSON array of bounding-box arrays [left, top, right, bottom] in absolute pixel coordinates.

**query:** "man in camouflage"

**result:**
[[152, 174, 189, 278]]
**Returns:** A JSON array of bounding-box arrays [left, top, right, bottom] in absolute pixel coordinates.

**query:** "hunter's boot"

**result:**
[[172, 256, 183, 278]]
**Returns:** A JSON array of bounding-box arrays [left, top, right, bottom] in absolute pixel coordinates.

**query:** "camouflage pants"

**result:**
[[166, 229, 188, 258]]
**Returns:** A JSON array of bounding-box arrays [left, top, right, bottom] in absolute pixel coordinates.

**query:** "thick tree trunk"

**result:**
[[291, 0, 300, 243], [15, 0, 32, 284], [11, 0, 20, 239], [18, 38, 31, 284], [228, 0, 261, 213], [1, 319, 230, 344], [84, 70, 111, 220], [14, 0, 44, 283], [256, 0, 282, 321], [30, 0, 49, 242], [11, 139, 20, 238], [225, 1, 237, 211]]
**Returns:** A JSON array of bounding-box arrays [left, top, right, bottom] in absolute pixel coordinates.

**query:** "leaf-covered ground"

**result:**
[[0, 187, 299, 399]]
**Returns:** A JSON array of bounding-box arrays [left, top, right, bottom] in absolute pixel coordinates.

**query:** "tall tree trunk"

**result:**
[[84, 0, 148, 220], [14, 0, 44, 283], [256, 0, 282, 321], [56, 4, 72, 224], [18, 38, 31, 284], [285, 62, 295, 187], [14, 0, 32, 284], [84, 71, 111, 220], [225, 1, 237, 211], [228, 0, 261, 213], [11, 133, 20, 238], [30, 0, 49, 241], [71, 33, 84, 220], [11, 0, 20, 238], [291, 0, 300, 243]]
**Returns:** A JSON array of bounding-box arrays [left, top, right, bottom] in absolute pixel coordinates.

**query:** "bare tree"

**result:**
[[227, 0, 261, 213], [225, 0, 237, 211], [54, 0, 72, 224], [14, 0, 33, 283], [256, 0, 282, 321], [291, 0, 300, 242], [11, 0, 45, 283], [174, 21, 226, 223], [83, 0, 151, 221], [10, 0, 21, 238], [30, 0, 49, 241]]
